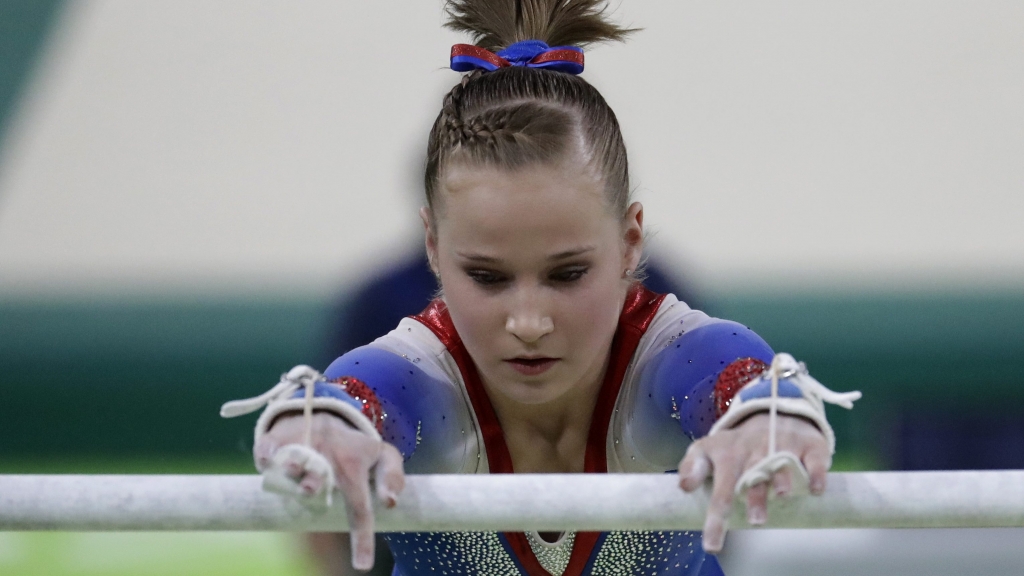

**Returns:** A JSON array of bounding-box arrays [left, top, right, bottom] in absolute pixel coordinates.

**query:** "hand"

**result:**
[[677, 412, 831, 553], [254, 412, 406, 571]]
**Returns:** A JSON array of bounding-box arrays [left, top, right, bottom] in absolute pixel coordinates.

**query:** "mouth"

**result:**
[[504, 357, 559, 376]]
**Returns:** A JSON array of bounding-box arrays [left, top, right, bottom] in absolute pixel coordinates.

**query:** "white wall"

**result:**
[[1, 0, 1021, 297]]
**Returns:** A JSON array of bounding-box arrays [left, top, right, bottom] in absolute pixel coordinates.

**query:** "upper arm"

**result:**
[[627, 319, 774, 466], [643, 320, 773, 437], [323, 344, 473, 473]]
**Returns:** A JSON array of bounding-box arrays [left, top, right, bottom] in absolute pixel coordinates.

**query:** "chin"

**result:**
[[492, 375, 569, 406], [508, 385, 563, 405]]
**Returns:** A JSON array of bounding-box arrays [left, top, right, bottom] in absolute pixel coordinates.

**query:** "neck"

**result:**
[[483, 352, 610, 474]]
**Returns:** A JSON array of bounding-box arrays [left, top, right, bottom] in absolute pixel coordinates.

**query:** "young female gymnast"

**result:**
[[223, 1, 859, 574]]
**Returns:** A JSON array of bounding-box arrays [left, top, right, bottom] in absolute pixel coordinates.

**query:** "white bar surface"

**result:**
[[1, 471, 1023, 532]]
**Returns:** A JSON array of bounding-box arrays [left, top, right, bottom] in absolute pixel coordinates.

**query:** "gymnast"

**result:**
[[222, 1, 859, 574]]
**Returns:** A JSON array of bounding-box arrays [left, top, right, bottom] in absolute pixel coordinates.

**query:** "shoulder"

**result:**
[[608, 295, 775, 471], [325, 317, 482, 474], [631, 294, 772, 374], [323, 315, 468, 413]]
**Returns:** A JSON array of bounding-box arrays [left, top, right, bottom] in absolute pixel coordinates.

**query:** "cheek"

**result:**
[[442, 275, 505, 351], [557, 272, 624, 358]]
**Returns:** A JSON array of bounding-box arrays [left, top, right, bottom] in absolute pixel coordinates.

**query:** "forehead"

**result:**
[[435, 161, 617, 254]]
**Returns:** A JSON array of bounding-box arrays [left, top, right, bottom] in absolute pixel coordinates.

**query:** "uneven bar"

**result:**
[[2, 471, 1023, 532]]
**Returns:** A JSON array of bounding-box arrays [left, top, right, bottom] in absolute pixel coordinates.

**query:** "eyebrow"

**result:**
[[456, 252, 500, 263], [548, 246, 595, 261], [455, 246, 595, 263]]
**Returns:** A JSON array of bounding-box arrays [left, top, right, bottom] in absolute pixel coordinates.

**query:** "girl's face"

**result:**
[[423, 155, 643, 406]]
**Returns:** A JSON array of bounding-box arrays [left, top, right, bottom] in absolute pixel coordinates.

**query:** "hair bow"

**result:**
[[450, 40, 584, 75]]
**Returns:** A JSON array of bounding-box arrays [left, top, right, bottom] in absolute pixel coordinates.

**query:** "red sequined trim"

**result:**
[[330, 376, 384, 435], [714, 357, 769, 419], [411, 284, 666, 576]]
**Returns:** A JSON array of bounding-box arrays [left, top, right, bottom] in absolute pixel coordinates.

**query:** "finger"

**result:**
[[745, 482, 768, 526], [772, 466, 793, 498], [285, 460, 306, 480], [298, 469, 326, 497], [263, 445, 316, 496], [373, 443, 406, 508], [348, 530, 375, 572], [678, 443, 712, 492], [253, 438, 278, 472], [334, 457, 376, 571], [703, 457, 739, 554], [273, 445, 313, 481], [262, 466, 304, 496], [803, 445, 832, 495]]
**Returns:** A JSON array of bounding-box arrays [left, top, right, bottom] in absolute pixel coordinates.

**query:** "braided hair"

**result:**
[[425, 0, 636, 219]]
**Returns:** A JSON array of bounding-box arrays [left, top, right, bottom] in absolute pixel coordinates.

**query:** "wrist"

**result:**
[[731, 410, 823, 434], [267, 408, 361, 433], [708, 352, 861, 454]]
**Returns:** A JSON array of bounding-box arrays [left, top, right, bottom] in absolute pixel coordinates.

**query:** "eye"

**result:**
[[549, 265, 588, 284], [466, 269, 509, 286]]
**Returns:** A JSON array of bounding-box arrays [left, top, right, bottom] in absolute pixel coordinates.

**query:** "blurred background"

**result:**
[[1, 1, 1022, 574]]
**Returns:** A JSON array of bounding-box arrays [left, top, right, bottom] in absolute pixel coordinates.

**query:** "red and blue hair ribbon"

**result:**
[[450, 40, 584, 75]]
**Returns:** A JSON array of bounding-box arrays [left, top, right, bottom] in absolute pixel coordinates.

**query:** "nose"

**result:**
[[505, 311, 554, 344]]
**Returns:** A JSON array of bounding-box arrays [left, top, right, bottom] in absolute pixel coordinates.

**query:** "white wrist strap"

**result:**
[[220, 365, 382, 508], [709, 353, 861, 495], [220, 365, 381, 447]]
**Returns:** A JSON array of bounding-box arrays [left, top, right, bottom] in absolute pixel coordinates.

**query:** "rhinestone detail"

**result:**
[[384, 530, 707, 575], [589, 531, 703, 575], [329, 376, 384, 434], [384, 531, 521, 576], [713, 357, 769, 418], [525, 530, 576, 576]]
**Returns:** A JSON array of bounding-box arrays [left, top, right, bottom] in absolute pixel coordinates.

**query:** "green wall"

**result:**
[[713, 292, 1024, 461], [0, 298, 327, 458], [2, 292, 1022, 464]]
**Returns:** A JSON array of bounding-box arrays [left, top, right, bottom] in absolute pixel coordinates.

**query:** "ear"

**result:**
[[622, 201, 644, 272], [420, 206, 440, 275]]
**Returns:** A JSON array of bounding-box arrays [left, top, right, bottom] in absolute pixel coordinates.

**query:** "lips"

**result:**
[[505, 357, 559, 376]]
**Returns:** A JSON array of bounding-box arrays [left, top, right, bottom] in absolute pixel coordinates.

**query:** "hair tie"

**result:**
[[450, 40, 584, 75]]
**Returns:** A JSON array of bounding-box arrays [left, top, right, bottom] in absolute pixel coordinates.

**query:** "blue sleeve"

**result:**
[[632, 320, 774, 451], [323, 346, 467, 473]]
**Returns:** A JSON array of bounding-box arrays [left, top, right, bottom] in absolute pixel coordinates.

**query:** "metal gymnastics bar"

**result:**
[[2, 471, 1023, 532]]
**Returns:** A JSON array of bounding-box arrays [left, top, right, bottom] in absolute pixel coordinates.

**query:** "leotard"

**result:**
[[322, 284, 774, 576]]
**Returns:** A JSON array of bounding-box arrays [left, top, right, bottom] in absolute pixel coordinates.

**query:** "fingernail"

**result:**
[[702, 534, 722, 554], [748, 508, 766, 525], [811, 478, 825, 494], [353, 555, 373, 571]]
